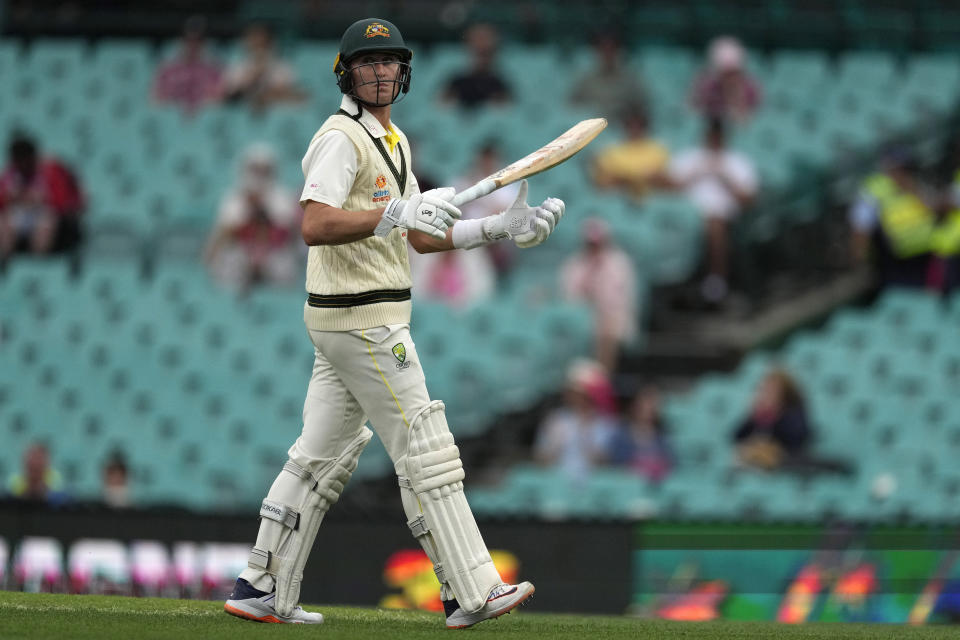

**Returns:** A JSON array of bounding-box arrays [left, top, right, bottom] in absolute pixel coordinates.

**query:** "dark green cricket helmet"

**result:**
[[334, 18, 413, 103]]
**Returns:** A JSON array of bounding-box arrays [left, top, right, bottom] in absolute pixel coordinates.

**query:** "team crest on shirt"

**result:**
[[373, 174, 391, 204], [392, 343, 410, 370], [365, 23, 390, 38]]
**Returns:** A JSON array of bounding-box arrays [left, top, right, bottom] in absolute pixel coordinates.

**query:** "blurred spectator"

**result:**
[[591, 107, 669, 203], [561, 218, 637, 373], [849, 149, 939, 290], [6, 442, 68, 505], [664, 118, 758, 306], [932, 173, 960, 293], [220, 23, 306, 111], [409, 246, 496, 309], [152, 16, 224, 114], [608, 386, 673, 483], [406, 140, 487, 303], [690, 36, 761, 124], [533, 360, 618, 483], [440, 23, 512, 109], [569, 33, 647, 119], [102, 450, 131, 509], [452, 142, 520, 276], [0, 132, 84, 263], [203, 143, 300, 293], [732, 368, 812, 471]]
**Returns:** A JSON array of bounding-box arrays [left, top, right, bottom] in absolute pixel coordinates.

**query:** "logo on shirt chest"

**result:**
[[373, 174, 391, 203]]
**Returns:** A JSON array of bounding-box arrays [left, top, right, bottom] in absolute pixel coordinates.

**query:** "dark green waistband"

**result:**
[[307, 288, 411, 308]]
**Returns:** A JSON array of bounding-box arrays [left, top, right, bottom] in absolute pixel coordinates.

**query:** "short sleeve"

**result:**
[[668, 150, 700, 184], [216, 192, 247, 227], [726, 154, 759, 196], [300, 130, 359, 208]]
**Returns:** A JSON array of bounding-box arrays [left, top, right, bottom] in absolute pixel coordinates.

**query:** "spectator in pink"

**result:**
[[560, 218, 637, 373], [409, 245, 496, 309], [203, 143, 301, 293], [152, 16, 223, 114], [608, 385, 673, 483], [691, 36, 761, 124], [533, 360, 618, 484], [0, 132, 84, 262]]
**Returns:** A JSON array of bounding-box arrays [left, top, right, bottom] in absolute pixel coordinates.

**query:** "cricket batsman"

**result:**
[[224, 17, 565, 628]]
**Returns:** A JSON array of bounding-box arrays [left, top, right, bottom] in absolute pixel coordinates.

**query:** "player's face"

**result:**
[[350, 53, 403, 106]]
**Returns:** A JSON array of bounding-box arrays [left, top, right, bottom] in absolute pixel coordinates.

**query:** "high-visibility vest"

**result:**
[[862, 173, 934, 259], [931, 209, 960, 258]]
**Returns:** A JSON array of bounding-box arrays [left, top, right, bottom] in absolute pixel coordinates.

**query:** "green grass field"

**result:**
[[1, 592, 958, 639]]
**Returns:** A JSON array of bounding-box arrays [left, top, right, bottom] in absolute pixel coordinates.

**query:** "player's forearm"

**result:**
[[301, 203, 382, 246], [408, 227, 455, 253]]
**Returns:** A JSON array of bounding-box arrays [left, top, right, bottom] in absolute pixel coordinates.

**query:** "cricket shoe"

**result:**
[[223, 578, 324, 624], [444, 581, 535, 629]]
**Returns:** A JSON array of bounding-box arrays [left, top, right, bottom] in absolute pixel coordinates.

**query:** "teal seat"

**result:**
[[905, 55, 960, 114], [0, 41, 22, 80], [92, 39, 153, 95], [836, 51, 896, 93], [26, 39, 90, 84], [290, 41, 338, 91], [3, 257, 72, 302], [874, 288, 944, 331], [768, 50, 829, 88]]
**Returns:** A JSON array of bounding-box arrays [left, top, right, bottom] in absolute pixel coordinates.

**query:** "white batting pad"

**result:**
[[241, 425, 372, 616], [398, 401, 500, 613]]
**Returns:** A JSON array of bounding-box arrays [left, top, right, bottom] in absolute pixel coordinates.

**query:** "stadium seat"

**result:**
[[25, 40, 90, 83]]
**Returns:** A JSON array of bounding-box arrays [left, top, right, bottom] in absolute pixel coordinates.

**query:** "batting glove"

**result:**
[[375, 187, 462, 240], [482, 180, 566, 248]]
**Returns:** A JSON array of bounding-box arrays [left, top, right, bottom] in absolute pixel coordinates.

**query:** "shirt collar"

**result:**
[[340, 95, 401, 152], [340, 95, 389, 138]]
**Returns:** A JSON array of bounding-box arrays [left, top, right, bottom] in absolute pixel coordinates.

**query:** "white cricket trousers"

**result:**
[[240, 323, 431, 593], [292, 323, 430, 482]]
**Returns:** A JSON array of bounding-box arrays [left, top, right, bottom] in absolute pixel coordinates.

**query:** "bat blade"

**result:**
[[451, 117, 607, 207]]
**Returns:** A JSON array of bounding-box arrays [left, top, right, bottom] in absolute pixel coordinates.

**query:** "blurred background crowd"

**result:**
[[2, 0, 960, 624]]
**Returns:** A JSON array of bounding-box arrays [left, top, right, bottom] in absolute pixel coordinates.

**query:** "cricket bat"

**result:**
[[451, 117, 607, 207]]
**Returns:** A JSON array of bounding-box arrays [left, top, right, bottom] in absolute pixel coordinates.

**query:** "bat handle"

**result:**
[[451, 179, 497, 208]]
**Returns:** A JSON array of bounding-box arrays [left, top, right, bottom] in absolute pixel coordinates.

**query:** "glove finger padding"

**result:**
[[514, 216, 551, 248], [542, 198, 565, 224], [409, 195, 455, 240], [419, 195, 456, 227], [422, 187, 462, 220], [536, 207, 557, 233]]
